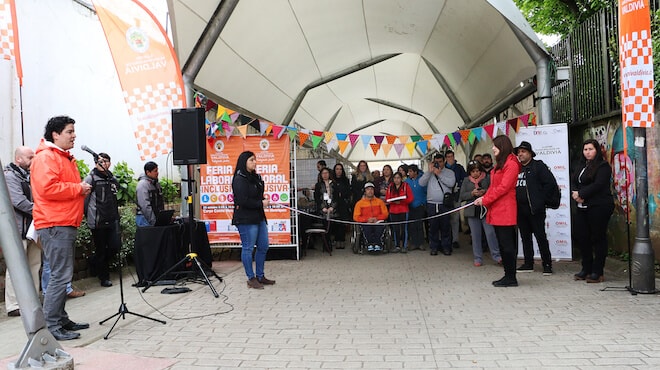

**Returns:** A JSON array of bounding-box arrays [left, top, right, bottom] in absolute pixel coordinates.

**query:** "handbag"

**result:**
[[435, 174, 454, 209]]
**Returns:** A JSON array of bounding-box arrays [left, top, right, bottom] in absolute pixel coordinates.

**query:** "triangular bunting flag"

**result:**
[[382, 143, 392, 156], [223, 122, 233, 139], [369, 143, 380, 156], [349, 134, 360, 146], [374, 135, 384, 144], [405, 142, 416, 156], [447, 132, 457, 147], [506, 118, 517, 132], [249, 119, 260, 132], [483, 124, 495, 138], [530, 113, 537, 126], [444, 135, 452, 147], [312, 130, 324, 137], [272, 125, 285, 139], [452, 132, 462, 146], [259, 120, 269, 135], [410, 135, 422, 142], [230, 112, 240, 122], [336, 133, 348, 141], [417, 140, 429, 155], [311, 135, 323, 149], [324, 132, 334, 143], [472, 127, 483, 141], [459, 130, 471, 143], [287, 127, 298, 141], [386, 135, 397, 144], [327, 138, 339, 152], [468, 131, 476, 144], [221, 111, 231, 123], [361, 135, 372, 150], [236, 124, 248, 139], [520, 113, 529, 127], [422, 134, 433, 141], [430, 138, 442, 151], [496, 121, 508, 135], [338, 140, 349, 155], [205, 99, 217, 112], [393, 143, 405, 157], [399, 136, 409, 144], [216, 108, 224, 121], [298, 131, 310, 146]]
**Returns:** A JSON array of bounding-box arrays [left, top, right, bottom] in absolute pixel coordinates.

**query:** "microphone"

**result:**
[[81, 145, 99, 161]]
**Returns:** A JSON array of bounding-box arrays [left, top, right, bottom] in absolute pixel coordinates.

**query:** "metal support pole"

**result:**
[[631, 128, 655, 293], [0, 161, 71, 369]]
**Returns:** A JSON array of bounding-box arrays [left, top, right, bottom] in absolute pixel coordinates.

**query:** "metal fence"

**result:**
[[551, 1, 658, 124]]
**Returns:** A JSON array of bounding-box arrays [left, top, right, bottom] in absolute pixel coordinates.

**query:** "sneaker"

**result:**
[[7, 309, 20, 317], [374, 245, 382, 252], [367, 245, 374, 252], [401, 248, 408, 254], [247, 277, 264, 289], [516, 264, 534, 273], [474, 261, 483, 267], [392, 247, 401, 253], [493, 277, 518, 287], [543, 266, 553, 276]]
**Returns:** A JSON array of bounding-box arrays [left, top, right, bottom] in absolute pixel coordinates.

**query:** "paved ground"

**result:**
[[1, 236, 660, 369]]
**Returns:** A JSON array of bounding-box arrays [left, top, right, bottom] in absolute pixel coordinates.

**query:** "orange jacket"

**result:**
[[31, 139, 86, 229], [353, 196, 389, 223]]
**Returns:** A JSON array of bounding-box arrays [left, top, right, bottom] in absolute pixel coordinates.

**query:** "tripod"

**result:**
[[142, 252, 219, 297], [99, 223, 166, 339]]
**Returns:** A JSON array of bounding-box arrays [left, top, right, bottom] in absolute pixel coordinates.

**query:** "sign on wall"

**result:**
[[200, 136, 291, 245], [516, 123, 572, 260]]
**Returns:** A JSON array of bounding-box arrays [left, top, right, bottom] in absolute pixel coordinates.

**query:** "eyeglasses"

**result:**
[[468, 160, 479, 165]]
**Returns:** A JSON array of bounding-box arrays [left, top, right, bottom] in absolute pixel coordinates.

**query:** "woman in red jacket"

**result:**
[[474, 135, 521, 287], [386, 172, 413, 253]]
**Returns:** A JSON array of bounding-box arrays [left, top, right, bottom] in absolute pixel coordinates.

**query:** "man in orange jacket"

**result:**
[[31, 116, 92, 341], [353, 182, 388, 252]]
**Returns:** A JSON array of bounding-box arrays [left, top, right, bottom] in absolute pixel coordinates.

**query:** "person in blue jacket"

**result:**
[[405, 164, 427, 250]]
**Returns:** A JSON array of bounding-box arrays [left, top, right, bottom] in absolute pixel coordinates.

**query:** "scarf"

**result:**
[[468, 172, 486, 186]]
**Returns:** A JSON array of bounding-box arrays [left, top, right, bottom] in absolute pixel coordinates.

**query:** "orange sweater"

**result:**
[[353, 196, 389, 223]]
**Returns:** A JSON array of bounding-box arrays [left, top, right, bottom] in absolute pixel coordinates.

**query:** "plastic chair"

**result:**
[[304, 213, 332, 256]]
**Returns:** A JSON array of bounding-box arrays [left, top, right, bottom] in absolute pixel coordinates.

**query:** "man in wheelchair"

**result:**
[[353, 182, 389, 252]]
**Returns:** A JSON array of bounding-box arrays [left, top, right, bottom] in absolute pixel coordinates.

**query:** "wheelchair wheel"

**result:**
[[351, 225, 361, 254], [382, 226, 393, 253]]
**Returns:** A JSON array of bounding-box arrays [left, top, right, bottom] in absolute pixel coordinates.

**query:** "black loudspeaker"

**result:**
[[172, 108, 207, 165]]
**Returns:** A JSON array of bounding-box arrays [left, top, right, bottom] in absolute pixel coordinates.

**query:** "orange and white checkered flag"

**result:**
[[93, 0, 186, 160], [0, 0, 22, 85]]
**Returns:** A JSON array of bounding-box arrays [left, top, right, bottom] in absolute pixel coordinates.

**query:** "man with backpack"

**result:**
[[84, 152, 120, 287], [514, 141, 558, 275]]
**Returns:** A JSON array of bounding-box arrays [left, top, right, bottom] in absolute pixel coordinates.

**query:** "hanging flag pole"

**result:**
[[619, 0, 655, 293]]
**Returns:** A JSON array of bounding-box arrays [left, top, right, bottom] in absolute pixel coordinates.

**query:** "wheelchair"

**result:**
[[350, 222, 393, 254]]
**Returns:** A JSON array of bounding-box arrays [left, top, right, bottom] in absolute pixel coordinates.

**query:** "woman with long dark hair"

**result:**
[[332, 163, 351, 248], [474, 135, 521, 287], [314, 167, 336, 248], [571, 138, 614, 283], [350, 160, 373, 207], [232, 151, 275, 290], [386, 172, 413, 253]]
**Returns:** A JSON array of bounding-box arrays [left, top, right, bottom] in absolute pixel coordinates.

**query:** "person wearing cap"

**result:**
[[481, 153, 494, 174], [353, 182, 389, 252], [514, 141, 557, 275], [419, 153, 456, 256]]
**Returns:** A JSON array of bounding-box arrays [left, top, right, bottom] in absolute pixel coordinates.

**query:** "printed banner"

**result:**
[[619, 0, 654, 127], [200, 136, 291, 245], [0, 0, 22, 85], [516, 124, 572, 260], [93, 0, 185, 159]]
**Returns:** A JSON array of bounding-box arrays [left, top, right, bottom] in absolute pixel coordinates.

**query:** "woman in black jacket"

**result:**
[[332, 163, 351, 248], [232, 151, 275, 289], [571, 139, 614, 283]]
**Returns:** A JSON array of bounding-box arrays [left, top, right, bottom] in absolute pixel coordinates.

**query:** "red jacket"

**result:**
[[31, 139, 86, 229], [385, 182, 413, 214], [353, 196, 389, 223], [482, 154, 520, 226]]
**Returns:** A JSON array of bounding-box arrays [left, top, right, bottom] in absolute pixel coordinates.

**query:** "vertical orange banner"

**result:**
[[93, 0, 186, 159], [0, 0, 22, 85], [619, 0, 654, 127], [200, 136, 291, 245]]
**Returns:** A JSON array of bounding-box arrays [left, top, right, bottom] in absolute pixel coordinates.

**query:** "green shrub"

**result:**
[[112, 161, 137, 207], [76, 159, 90, 180], [161, 178, 181, 204]]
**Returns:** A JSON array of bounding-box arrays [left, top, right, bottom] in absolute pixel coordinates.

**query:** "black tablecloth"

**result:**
[[134, 221, 212, 285]]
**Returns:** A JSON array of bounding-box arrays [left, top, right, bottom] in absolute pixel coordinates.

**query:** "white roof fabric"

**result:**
[[168, 0, 547, 161]]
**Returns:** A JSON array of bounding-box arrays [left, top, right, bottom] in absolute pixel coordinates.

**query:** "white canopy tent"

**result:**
[[167, 0, 550, 162]]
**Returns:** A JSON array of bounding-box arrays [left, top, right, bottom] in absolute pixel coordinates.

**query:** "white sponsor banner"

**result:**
[[516, 123, 572, 260]]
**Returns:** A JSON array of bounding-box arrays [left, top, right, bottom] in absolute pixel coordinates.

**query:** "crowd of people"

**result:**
[[3, 115, 615, 339]]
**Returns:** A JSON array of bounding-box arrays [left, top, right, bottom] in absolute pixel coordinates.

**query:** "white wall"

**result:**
[[1, 0, 179, 180]]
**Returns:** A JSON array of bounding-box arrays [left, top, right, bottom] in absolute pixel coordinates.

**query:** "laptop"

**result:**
[[154, 210, 175, 226]]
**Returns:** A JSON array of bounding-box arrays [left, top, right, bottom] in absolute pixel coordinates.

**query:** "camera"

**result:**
[[433, 162, 440, 169]]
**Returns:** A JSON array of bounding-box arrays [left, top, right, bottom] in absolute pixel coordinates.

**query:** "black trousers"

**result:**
[[408, 205, 426, 247], [91, 224, 121, 281], [574, 203, 614, 276], [494, 225, 517, 279], [518, 208, 551, 266], [426, 203, 451, 253]]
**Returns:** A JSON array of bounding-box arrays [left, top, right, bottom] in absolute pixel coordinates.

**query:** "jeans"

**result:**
[[427, 203, 451, 252], [39, 226, 77, 331], [41, 257, 74, 296], [390, 213, 408, 248], [237, 221, 269, 280], [467, 217, 500, 263], [518, 208, 551, 267], [360, 224, 386, 246]]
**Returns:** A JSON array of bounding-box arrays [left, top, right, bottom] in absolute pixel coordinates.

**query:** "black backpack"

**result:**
[[544, 168, 561, 210]]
